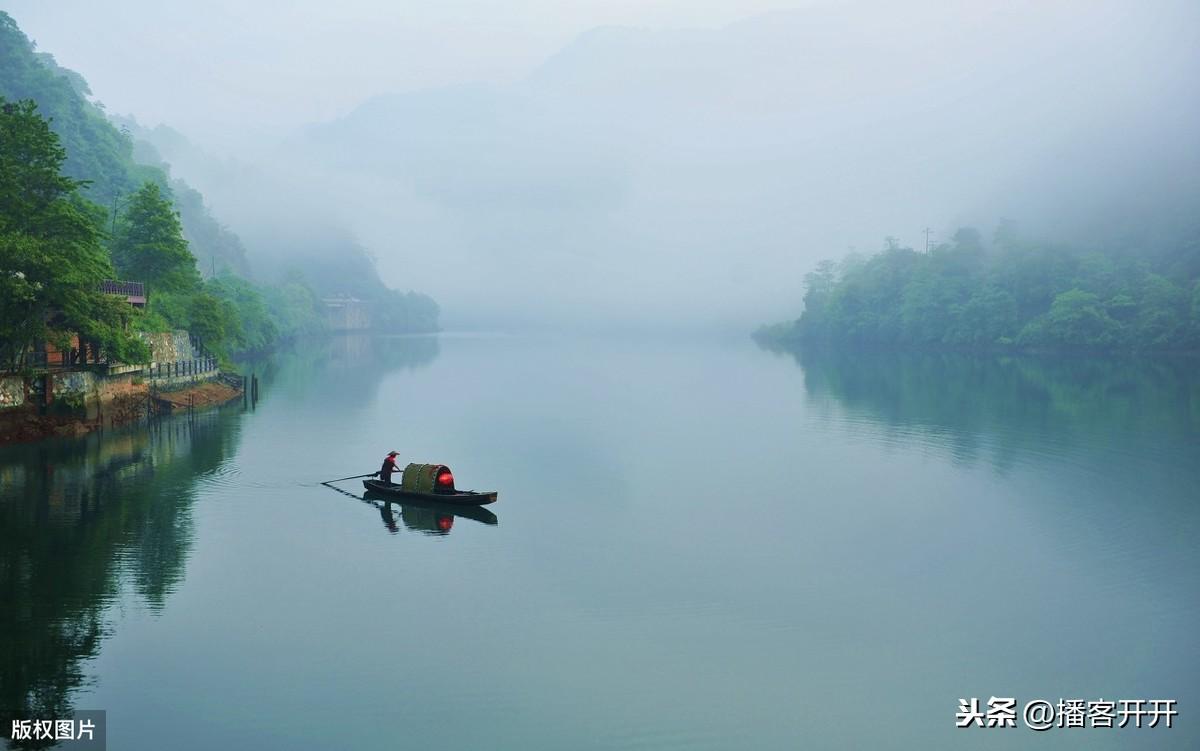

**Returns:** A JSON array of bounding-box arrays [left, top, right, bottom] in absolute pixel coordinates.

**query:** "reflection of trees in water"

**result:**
[[0, 408, 244, 733], [305, 333, 440, 373], [760, 341, 1200, 471], [329, 334, 440, 372], [238, 334, 440, 409]]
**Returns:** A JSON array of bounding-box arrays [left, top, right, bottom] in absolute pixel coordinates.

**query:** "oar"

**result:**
[[321, 472, 377, 486], [324, 482, 367, 500]]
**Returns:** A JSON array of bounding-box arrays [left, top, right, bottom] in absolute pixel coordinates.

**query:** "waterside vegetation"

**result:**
[[0, 12, 435, 372], [758, 224, 1200, 353]]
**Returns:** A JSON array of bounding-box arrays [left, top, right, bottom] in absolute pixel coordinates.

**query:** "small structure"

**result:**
[[99, 279, 147, 308], [323, 295, 371, 331]]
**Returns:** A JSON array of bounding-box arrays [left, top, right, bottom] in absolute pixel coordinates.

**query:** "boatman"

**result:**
[[379, 451, 401, 485]]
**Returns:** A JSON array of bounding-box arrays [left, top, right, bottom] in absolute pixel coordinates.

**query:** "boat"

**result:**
[[361, 462, 498, 506], [362, 479, 498, 506], [362, 479, 498, 507]]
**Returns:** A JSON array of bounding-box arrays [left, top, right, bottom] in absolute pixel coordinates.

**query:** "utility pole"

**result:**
[[110, 193, 131, 236], [924, 227, 934, 253]]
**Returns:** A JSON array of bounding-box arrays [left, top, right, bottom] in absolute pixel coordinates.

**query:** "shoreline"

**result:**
[[0, 377, 243, 447]]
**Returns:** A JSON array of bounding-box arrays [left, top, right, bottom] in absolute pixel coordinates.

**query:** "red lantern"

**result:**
[[437, 516, 454, 531], [437, 471, 454, 486]]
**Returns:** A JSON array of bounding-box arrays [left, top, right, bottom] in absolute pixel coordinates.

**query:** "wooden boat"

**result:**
[[362, 478, 498, 506]]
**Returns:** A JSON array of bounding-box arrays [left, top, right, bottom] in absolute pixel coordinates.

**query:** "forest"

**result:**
[[758, 224, 1200, 352], [0, 12, 436, 370]]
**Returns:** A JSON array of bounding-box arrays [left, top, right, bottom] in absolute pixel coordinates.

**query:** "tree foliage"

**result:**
[[762, 223, 1200, 352], [1, 10, 437, 365], [111, 182, 199, 293], [0, 13, 161, 207], [0, 98, 148, 371]]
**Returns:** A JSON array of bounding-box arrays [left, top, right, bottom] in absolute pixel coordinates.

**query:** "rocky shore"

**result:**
[[0, 379, 243, 446]]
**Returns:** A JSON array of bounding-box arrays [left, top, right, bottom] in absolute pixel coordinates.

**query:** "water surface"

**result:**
[[2, 335, 1197, 749]]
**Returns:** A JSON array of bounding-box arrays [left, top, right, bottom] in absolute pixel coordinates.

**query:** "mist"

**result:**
[[8, 0, 1198, 332], [4, 4, 1200, 745]]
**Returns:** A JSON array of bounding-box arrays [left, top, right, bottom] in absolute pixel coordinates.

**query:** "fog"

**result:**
[[8, 0, 1199, 332]]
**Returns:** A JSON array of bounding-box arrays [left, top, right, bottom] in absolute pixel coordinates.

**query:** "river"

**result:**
[[1, 334, 1197, 749]]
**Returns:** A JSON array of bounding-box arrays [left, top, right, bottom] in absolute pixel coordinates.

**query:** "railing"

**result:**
[[99, 279, 146, 297], [149, 357, 219, 380], [19, 351, 218, 378], [23, 347, 107, 369], [15, 333, 220, 377]]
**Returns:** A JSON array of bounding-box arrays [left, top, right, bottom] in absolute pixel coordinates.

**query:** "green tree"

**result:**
[[0, 98, 147, 371], [262, 272, 327, 339], [186, 292, 238, 354], [110, 181, 200, 293], [1016, 289, 1122, 349], [1, 11, 437, 361], [770, 221, 1199, 353], [1134, 274, 1187, 348], [796, 259, 837, 337], [946, 286, 1018, 347], [203, 274, 276, 353]]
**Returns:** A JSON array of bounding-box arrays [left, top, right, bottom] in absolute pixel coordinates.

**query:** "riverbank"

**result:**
[[0, 378, 243, 446], [153, 381, 243, 412]]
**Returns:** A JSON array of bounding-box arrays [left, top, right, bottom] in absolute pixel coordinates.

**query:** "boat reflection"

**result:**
[[360, 492, 498, 536]]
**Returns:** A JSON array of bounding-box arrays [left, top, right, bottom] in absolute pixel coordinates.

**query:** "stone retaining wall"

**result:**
[[51, 371, 95, 401], [0, 375, 25, 409], [139, 330, 195, 365], [3, 329, 224, 415], [1, 371, 145, 412]]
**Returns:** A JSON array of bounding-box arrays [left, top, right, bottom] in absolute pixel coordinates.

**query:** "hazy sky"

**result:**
[[3, 0, 803, 150], [4, 0, 1197, 331]]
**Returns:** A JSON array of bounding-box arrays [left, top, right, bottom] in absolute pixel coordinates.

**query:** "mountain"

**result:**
[[0, 13, 252, 278], [0, 11, 437, 334], [299, 1, 1200, 330]]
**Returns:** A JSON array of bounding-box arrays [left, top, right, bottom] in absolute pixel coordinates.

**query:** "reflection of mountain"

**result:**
[[762, 342, 1200, 474], [324, 334, 441, 373], [242, 334, 440, 411], [0, 408, 244, 729]]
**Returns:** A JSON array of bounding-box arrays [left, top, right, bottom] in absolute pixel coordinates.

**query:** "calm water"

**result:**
[[2, 335, 1197, 749]]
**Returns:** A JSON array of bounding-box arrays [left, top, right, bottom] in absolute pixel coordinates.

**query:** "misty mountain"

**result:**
[[0, 14, 254, 280], [114, 115, 439, 330], [1, 11, 437, 336], [298, 1, 1199, 330]]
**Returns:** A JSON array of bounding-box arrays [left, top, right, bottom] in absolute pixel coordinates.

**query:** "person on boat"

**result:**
[[378, 451, 401, 485]]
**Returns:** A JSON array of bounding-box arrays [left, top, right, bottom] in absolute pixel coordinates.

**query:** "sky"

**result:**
[[3, 0, 1198, 332], [2, 0, 802, 150]]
